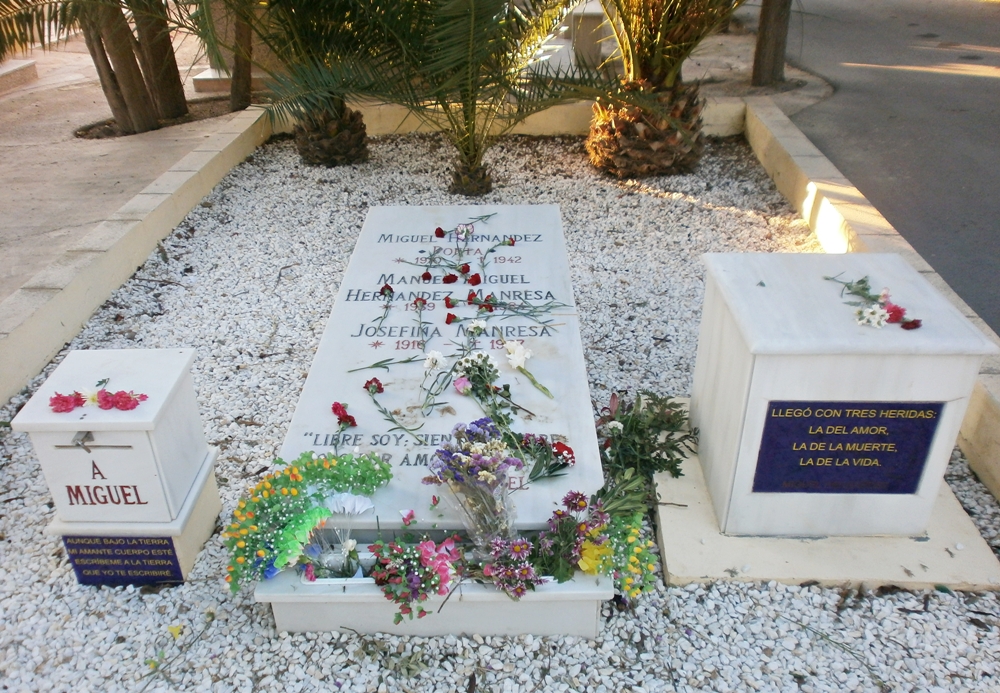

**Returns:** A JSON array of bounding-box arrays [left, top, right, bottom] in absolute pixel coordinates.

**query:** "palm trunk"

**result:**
[[127, 0, 189, 119], [96, 3, 159, 133], [751, 0, 793, 86], [230, 16, 252, 111], [80, 13, 134, 134]]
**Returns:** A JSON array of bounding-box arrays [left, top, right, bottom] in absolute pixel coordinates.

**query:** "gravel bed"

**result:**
[[1, 134, 999, 692]]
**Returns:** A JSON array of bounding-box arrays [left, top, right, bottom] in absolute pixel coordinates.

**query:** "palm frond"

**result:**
[[0, 0, 75, 61]]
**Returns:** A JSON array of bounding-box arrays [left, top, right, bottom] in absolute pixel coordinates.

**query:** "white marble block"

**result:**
[[12, 349, 210, 523], [691, 253, 999, 537], [280, 205, 603, 531], [46, 450, 222, 585]]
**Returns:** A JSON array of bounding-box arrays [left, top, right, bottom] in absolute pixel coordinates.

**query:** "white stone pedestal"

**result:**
[[255, 570, 612, 637], [46, 449, 221, 586], [691, 253, 999, 536], [12, 348, 210, 523]]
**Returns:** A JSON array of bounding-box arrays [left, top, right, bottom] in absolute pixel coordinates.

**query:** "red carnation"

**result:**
[[380, 284, 394, 298], [113, 390, 141, 411], [445, 313, 458, 325], [901, 319, 922, 330], [442, 274, 458, 284], [413, 297, 427, 309], [467, 291, 478, 303], [364, 378, 384, 394], [459, 263, 470, 274], [468, 273, 482, 286], [553, 442, 576, 466], [96, 389, 116, 410], [884, 302, 906, 324], [434, 227, 446, 238], [49, 392, 84, 413], [341, 414, 357, 427], [332, 402, 348, 417], [506, 237, 516, 247], [444, 296, 455, 308], [421, 271, 432, 282]]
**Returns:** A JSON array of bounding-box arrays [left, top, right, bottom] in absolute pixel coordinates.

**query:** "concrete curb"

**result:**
[[743, 96, 1000, 502], [0, 106, 273, 403], [0, 60, 38, 94]]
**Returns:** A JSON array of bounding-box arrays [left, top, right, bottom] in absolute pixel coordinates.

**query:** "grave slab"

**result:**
[[691, 253, 999, 536], [655, 450, 1000, 591], [280, 205, 603, 531]]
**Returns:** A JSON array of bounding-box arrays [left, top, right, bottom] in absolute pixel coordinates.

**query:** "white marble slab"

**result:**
[[281, 206, 603, 531]]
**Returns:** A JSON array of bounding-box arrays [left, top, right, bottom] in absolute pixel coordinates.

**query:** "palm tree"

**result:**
[[1, 0, 189, 133], [586, 0, 742, 178], [263, 0, 629, 195]]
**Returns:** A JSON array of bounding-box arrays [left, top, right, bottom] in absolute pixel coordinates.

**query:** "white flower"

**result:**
[[504, 341, 532, 370], [856, 305, 889, 328], [606, 421, 624, 434], [325, 493, 375, 516], [423, 350, 446, 373], [455, 223, 473, 240], [341, 539, 357, 556], [469, 319, 488, 335]]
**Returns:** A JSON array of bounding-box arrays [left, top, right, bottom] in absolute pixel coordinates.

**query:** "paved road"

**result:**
[[738, 0, 1000, 333]]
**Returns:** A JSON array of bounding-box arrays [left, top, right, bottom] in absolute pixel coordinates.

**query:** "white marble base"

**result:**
[[255, 570, 612, 637], [46, 449, 221, 581], [655, 452, 1000, 591]]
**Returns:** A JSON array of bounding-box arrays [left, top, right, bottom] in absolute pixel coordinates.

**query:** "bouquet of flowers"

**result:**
[[534, 491, 612, 583], [223, 450, 392, 593], [607, 512, 659, 602], [482, 536, 545, 599], [369, 536, 462, 624], [520, 434, 576, 482], [423, 418, 523, 550]]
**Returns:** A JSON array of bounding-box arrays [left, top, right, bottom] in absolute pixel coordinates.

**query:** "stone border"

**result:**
[[0, 60, 38, 94], [743, 96, 1000, 503], [0, 106, 273, 404]]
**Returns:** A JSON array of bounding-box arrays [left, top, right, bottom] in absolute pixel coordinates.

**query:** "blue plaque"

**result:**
[[63, 535, 184, 586], [752, 401, 944, 494]]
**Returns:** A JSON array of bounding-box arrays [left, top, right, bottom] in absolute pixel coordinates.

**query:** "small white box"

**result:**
[[691, 253, 999, 537], [13, 349, 210, 523]]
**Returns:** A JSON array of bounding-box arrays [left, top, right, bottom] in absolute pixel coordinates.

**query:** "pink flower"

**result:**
[[113, 390, 141, 410], [453, 377, 472, 395], [96, 389, 116, 410], [401, 509, 415, 526], [430, 495, 440, 508], [483, 563, 494, 577], [49, 392, 84, 413], [304, 564, 316, 582], [884, 302, 906, 324]]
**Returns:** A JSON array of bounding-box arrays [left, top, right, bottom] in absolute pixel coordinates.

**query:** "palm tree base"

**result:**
[[449, 162, 493, 196], [586, 83, 705, 178], [294, 107, 369, 167]]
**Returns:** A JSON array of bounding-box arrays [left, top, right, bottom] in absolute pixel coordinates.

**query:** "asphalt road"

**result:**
[[737, 0, 1000, 333]]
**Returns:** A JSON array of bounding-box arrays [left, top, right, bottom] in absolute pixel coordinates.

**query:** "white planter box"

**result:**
[[691, 253, 999, 537], [46, 449, 221, 586], [255, 570, 613, 637], [12, 349, 210, 523]]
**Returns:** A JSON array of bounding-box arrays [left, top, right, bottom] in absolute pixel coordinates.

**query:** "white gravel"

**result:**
[[2, 133, 999, 693]]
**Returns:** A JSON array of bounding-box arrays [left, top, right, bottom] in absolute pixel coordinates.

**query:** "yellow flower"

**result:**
[[262, 491, 269, 499], [236, 556, 245, 564], [264, 482, 272, 489], [239, 529, 248, 535], [627, 536, 637, 544], [577, 539, 612, 574], [168, 625, 184, 639], [249, 525, 258, 532], [647, 564, 656, 571], [633, 546, 642, 554], [290, 488, 298, 496], [257, 550, 266, 557], [238, 501, 246, 509], [236, 541, 245, 548], [281, 488, 289, 495]]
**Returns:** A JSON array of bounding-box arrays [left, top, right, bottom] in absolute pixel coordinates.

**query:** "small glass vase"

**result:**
[[440, 474, 517, 554]]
